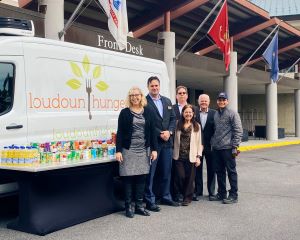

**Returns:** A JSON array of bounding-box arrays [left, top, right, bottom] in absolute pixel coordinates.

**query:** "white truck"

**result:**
[[0, 35, 170, 195]]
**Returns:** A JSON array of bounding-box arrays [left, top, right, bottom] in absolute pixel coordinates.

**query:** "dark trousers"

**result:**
[[213, 149, 238, 198], [195, 147, 216, 196], [174, 158, 196, 202], [145, 147, 173, 204], [123, 174, 147, 208]]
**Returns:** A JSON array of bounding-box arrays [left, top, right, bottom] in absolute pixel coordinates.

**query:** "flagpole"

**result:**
[[58, 0, 86, 40], [277, 57, 300, 83], [237, 24, 279, 74], [175, 0, 223, 60]]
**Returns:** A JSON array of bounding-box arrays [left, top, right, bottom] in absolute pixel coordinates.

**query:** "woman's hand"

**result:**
[[150, 151, 158, 161], [115, 152, 123, 163], [195, 157, 201, 167]]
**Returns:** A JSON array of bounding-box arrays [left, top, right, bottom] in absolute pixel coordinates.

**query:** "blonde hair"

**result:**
[[125, 86, 147, 108]]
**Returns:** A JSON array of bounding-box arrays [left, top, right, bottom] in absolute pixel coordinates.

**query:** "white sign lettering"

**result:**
[[97, 35, 143, 56]]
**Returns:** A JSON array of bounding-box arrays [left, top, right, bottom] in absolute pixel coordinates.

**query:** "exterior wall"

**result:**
[[241, 94, 295, 135]]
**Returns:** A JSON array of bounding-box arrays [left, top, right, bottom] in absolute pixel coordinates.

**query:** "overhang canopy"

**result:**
[[22, 0, 300, 72]]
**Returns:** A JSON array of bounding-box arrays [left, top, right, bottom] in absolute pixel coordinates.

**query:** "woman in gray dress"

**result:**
[[116, 87, 158, 218]]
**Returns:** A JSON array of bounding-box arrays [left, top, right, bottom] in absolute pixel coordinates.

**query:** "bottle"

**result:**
[[12, 146, 19, 165], [1, 147, 8, 164], [19, 146, 26, 164], [101, 141, 108, 158], [25, 146, 32, 165], [32, 147, 39, 165], [107, 140, 116, 160], [7, 146, 13, 165]]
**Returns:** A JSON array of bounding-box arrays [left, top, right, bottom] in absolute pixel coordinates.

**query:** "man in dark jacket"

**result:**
[[195, 94, 216, 200], [145, 76, 179, 211], [172, 86, 188, 120], [210, 92, 243, 204]]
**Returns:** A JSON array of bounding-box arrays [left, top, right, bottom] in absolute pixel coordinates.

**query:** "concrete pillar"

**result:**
[[265, 82, 278, 140], [224, 51, 238, 112], [39, 0, 64, 40], [158, 32, 176, 102], [295, 89, 300, 137]]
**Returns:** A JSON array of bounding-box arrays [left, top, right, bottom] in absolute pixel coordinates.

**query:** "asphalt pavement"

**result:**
[[0, 145, 299, 240]]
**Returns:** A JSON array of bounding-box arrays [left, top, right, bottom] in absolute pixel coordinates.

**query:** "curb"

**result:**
[[239, 140, 300, 152]]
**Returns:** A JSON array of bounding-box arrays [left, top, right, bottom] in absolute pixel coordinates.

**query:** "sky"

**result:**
[[249, 0, 300, 16]]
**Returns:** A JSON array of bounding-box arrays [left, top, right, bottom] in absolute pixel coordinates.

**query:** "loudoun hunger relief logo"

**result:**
[[66, 55, 109, 120]]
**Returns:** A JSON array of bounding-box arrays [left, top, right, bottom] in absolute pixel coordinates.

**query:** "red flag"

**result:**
[[208, 0, 230, 71]]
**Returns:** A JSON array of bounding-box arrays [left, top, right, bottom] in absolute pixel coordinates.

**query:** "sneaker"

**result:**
[[209, 193, 226, 201], [223, 196, 238, 204]]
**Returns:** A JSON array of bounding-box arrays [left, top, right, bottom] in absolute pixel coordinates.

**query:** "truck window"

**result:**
[[0, 63, 14, 115]]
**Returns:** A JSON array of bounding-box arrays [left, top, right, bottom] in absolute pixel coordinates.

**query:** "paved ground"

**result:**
[[0, 145, 299, 240]]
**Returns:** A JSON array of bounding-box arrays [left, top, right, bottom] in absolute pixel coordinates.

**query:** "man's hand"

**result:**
[[232, 148, 240, 158], [150, 151, 158, 161], [160, 131, 171, 141]]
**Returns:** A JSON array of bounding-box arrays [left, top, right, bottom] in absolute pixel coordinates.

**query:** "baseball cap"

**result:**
[[217, 92, 228, 99]]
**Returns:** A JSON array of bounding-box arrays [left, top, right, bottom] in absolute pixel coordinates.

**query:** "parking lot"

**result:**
[[0, 145, 299, 240]]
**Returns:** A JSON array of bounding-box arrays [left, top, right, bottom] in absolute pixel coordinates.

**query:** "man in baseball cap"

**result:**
[[217, 92, 228, 99], [210, 92, 243, 204]]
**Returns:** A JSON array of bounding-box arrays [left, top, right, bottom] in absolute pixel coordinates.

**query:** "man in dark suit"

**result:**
[[172, 86, 188, 120], [195, 94, 216, 200], [145, 76, 179, 211]]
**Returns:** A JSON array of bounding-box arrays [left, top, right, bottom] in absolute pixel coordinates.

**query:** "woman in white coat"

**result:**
[[173, 104, 203, 206]]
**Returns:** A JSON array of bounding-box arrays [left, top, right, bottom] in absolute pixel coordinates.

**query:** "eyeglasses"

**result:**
[[177, 92, 186, 95], [130, 94, 141, 98]]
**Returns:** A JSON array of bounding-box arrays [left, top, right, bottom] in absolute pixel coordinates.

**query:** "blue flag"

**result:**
[[262, 31, 279, 83]]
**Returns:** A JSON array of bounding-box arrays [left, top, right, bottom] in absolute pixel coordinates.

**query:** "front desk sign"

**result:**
[[98, 34, 144, 56]]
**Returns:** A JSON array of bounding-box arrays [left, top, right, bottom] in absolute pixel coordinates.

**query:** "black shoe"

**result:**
[[209, 193, 226, 201], [223, 196, 238, 204], [173, 194, 181, 203], [192, 194, 200, 201], [182, 201, 190, 206], [146, 203, 161, 212], [161, 199, 180, 207], [125, 207, 134, 218], [135, 207, 151, 216]]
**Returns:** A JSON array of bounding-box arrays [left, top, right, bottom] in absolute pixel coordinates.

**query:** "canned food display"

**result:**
[[0, 133, 117, 167]]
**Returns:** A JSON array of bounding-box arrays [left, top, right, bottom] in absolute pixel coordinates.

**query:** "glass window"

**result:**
[[0, 63, 14, 115]]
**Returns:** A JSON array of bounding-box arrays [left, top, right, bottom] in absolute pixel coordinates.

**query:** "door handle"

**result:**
[[6, 124, 23, 130]]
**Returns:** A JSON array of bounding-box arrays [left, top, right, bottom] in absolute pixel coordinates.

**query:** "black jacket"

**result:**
[[172, 103, 200, 121], [116, 107, 158, 152], [146, 94, 176, 148], [196, 108, 216, 149]]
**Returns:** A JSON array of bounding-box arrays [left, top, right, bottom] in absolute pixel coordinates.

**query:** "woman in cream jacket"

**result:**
[[173, 104, 203, 206]]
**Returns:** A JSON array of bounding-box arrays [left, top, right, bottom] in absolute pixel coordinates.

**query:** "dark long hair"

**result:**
[[176, 104, 199, 132]]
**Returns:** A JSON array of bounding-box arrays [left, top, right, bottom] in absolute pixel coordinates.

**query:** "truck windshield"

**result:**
[[0, 63, 14, 115]]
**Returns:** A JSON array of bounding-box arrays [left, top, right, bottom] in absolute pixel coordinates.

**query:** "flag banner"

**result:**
[[208, 0, 230, 71], [99, 0, 128, 50], [262, 31, 279, 83]]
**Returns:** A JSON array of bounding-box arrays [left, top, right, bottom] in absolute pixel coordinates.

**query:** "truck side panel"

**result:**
[[24, 42, 167, 144]]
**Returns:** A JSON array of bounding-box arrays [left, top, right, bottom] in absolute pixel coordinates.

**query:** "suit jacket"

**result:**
[[172, 104, 200, 121], [146, 94, 176, 148], [172, 104, 181, 120], [173, 123, 203, 162], [196, 108, 216, 149]]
